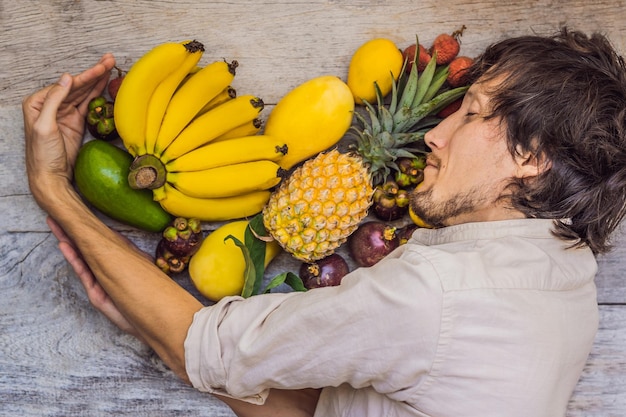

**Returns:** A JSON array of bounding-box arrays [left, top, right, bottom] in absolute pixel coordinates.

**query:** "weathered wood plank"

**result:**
[[568, 305, 626, 417], [4, 1, 626, 106]]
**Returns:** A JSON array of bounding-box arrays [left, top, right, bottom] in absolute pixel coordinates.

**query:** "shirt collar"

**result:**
[[411, 218, 559, 246]]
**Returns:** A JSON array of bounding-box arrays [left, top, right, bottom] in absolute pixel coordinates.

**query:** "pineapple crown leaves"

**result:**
[[350, 37, 469, 186], [351, 112, 431, 185], [393, 49, 469, 132], [352, 128, 424, 185]]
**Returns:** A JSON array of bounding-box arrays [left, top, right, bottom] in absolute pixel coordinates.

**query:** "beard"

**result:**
[[409, 185, 495, 228]]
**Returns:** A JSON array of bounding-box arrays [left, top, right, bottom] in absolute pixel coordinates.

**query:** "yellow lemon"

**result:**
[[188, 220, 282, 301], [347, 38, 403, 105]]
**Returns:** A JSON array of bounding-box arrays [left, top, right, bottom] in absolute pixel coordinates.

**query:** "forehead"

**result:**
[[466, 75, 506, 108]]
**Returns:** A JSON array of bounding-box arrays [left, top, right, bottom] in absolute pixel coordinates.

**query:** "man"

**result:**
[[23, 28, 626, 416]]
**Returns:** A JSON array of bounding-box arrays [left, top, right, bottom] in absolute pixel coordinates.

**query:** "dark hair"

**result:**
[[466, 27, 626, 254]]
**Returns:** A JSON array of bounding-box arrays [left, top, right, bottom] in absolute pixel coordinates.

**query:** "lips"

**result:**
[[425, 156, 439, 169]]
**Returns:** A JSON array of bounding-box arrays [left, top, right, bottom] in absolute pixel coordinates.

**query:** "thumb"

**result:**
[[38, 73, 73, 124]]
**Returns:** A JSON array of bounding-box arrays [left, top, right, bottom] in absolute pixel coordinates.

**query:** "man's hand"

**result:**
[[22, 54, 116, 203]]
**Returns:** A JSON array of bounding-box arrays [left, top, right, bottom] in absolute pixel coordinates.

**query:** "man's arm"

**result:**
[[47, 188, 203, 382], [23, 61, 203, 383]]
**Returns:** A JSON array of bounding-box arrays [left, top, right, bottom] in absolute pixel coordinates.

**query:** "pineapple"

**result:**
[[262, 149, 373, 262], [263, 44, 469, 262]]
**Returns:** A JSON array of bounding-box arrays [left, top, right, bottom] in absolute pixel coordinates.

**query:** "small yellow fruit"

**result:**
[[409, 205, 432, 229], [188, 220, 282, 302], [264, 75, 355, 170], [347, 38, 404, 105]]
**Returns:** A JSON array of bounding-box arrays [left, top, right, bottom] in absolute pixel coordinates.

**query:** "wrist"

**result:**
[[29, 175, 79, 215]]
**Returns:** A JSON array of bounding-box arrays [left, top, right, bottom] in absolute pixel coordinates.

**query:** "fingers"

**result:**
[[23, 53, 117, 135], [47, 216, 71, 244], [68, 53, 117, 113], [22, 84, 53, 128], [57, 240, 94, 289], [53, 224, 146, 342], [56, 238, 145, 341], [34, 74, 73, 135], [48, 217, 90, 283]]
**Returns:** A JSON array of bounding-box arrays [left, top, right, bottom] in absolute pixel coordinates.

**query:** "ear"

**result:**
[[514, 144, 550, 179]]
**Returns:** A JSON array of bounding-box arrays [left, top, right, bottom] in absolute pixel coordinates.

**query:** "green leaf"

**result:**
[[374, 81, 385, 109], [224, 234, 257, 298], [379, 105, 395, 134], [225, 213, 272, 298], [262, 271, 307, 294], [423, 66, 449, 103], [284, 272, 307, 292], [363, 103, 381, 136], [398, 86, 468, 132], [245, 213, 269, 296], [388, 71, 400, 115], [396, 60, 419, 116], [412, 51, 438, 108], [410, 117, 442, 132]]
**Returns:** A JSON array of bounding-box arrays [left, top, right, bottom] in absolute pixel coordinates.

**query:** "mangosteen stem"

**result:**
[[128, 154, 167, 190], [173, 217, 188, 231]]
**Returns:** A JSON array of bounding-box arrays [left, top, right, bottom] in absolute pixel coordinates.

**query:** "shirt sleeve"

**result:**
[[184, 244, 444, 404]]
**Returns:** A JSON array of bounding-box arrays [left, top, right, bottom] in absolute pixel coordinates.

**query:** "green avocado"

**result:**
[[74, 140, 172, 232]]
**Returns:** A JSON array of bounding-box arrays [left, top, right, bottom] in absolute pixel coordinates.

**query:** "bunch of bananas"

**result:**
[[114, 40, 288, 221]]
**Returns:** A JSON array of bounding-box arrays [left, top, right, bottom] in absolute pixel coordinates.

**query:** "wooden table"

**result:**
[[1, 1, 625, 416]]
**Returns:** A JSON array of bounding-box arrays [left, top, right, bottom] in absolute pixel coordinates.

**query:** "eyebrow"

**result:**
[[466, 86, 491, 110]]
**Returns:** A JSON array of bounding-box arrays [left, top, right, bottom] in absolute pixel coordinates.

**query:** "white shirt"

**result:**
[[185, 218, 599, 416]]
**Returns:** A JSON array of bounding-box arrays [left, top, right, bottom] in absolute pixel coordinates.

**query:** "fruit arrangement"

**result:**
[[77, 27, 473, 301], [262, 31, 470, 264]]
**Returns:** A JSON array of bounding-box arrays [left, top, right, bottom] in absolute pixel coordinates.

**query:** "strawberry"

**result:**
[[447, 56, 474, 87], [402, 43, 432, 73], [430, 25, 466, 65]]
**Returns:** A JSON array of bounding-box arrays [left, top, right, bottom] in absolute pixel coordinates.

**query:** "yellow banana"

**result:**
[[144, 48, 205, 155], [114, 40, 204, 156], [159, 95, 265, 162], [153, 183, 270, 222], [211, 118, 263, 143], [165, 134, 288, 172], [154, 59, 238, 155], [196, 86, 236, 117], [175, 65, 203, 92], [166, 160, 284, 198]]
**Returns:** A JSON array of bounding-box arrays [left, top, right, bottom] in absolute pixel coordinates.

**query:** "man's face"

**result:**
[[410, 78, 531, 227]]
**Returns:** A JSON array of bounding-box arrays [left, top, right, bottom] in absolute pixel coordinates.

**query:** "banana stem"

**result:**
[[128, 154, 167, 189]]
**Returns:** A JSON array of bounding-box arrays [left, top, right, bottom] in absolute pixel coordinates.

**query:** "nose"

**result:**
[[424, 105, 458, 151], [424, 119, 446, 151], [423, 128, 436, 151]]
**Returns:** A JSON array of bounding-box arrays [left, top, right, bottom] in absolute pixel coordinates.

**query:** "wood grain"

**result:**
[[2, 1, 625, 415]]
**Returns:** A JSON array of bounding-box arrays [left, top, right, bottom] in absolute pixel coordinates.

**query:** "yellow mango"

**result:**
[[264, 75, 354, 170], [188, 220, 282, 302], [347, 38, 403, 105]]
